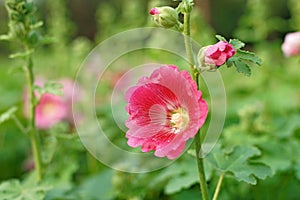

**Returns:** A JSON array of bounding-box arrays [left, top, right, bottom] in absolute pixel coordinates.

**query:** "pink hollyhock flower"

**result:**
[[35, 93, 68, 129], [125, 65, 208, 159], [24, 77, 79, 129], [205, 41, 236, 66], [281, 32, 300, 57]]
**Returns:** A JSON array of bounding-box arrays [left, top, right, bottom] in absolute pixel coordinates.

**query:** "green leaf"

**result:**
[[215, 35, 227, 42], [229, 58, 251, 76], [44, 81, 63, 96], [0, 179, 51, 200], [226, 48, 262, 76], [226, 58, 234, 68], [236, 49, 263, 66], [77, 170, 115, 200], [0, 106, 17, 125], [229, 39, 245, 49], [9, 49, 34, 59], [165, 172, 198, 194], [29, 21, 43, 29], [257, 140, 293, 172], [152, 155, 212, 195], [235, 61, 251, 76], [42, 135, 58, 164], [34, 81, 63, 96], [206, 145, 273, 185], [274, 114, 300, 138]]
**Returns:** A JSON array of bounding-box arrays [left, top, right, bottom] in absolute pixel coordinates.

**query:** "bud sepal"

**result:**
[[149, 6, 183, 30]]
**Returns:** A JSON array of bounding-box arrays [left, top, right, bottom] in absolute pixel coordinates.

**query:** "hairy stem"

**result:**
[[182, 1, 210, 199], [212, 173, 225, 200], [25, 53, 43, 181]]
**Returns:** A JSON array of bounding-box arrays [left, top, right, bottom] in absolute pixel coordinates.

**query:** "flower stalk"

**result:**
[[183, 6, 195, 71], [24, 51, 43, 181], [212, 173, 225, 200], [182, 0, 210, 199], [1, 0, 46, 181]]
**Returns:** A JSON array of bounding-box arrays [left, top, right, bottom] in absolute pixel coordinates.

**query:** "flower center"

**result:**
[[170, 108, 189, 134], [42, 103, 57, 117]]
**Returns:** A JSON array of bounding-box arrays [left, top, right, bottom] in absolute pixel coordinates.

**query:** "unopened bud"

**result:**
[[149, 6, 179, 29], [197, 41, 236, 71]]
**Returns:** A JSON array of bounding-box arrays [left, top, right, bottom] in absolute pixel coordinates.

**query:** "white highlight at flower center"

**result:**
[[170, 108, 189, 134]]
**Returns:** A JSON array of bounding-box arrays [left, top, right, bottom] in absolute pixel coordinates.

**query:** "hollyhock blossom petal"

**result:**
[[155, 140, 186, 159], [281, 32, 300, 57], [205, 53, 227, 66], [125, 65, 208, 159], [35, 93, 68, 129], [205, 41, 236, 66], [225, 45, 236, 58]]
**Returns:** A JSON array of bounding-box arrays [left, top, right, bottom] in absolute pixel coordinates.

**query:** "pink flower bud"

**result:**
[[281, 32, 300, 57], [204, 41, 236, 66], [149, 8, 160, 15]]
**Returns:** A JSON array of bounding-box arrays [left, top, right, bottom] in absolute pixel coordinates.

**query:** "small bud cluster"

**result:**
[[1, 0, 44, 49], [149, 2, 262, 76]]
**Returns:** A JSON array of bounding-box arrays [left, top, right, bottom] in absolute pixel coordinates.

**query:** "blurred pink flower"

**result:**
[[125, 65, 208, 159], [281, 32, 300, 57], [205, 41, 236, 66], [35, 93, 68, 129], [24, 77, 78, 129]]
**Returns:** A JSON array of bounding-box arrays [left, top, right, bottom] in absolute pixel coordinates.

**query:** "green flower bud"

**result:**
[[149, 6, 179, 29]]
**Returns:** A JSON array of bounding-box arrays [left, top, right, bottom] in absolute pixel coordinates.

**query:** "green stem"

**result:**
[[25, 54, 43, 181], [194, 131, 210, 200], [212, 173, 225, 200], [182, 2, 210, 200], [183, 8, 195, 70]]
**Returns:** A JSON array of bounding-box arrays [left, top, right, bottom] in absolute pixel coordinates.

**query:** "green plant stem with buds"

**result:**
[[2, 0, 45, 182], [24, 49, 43, 181], [182, 1, 210, 200]]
